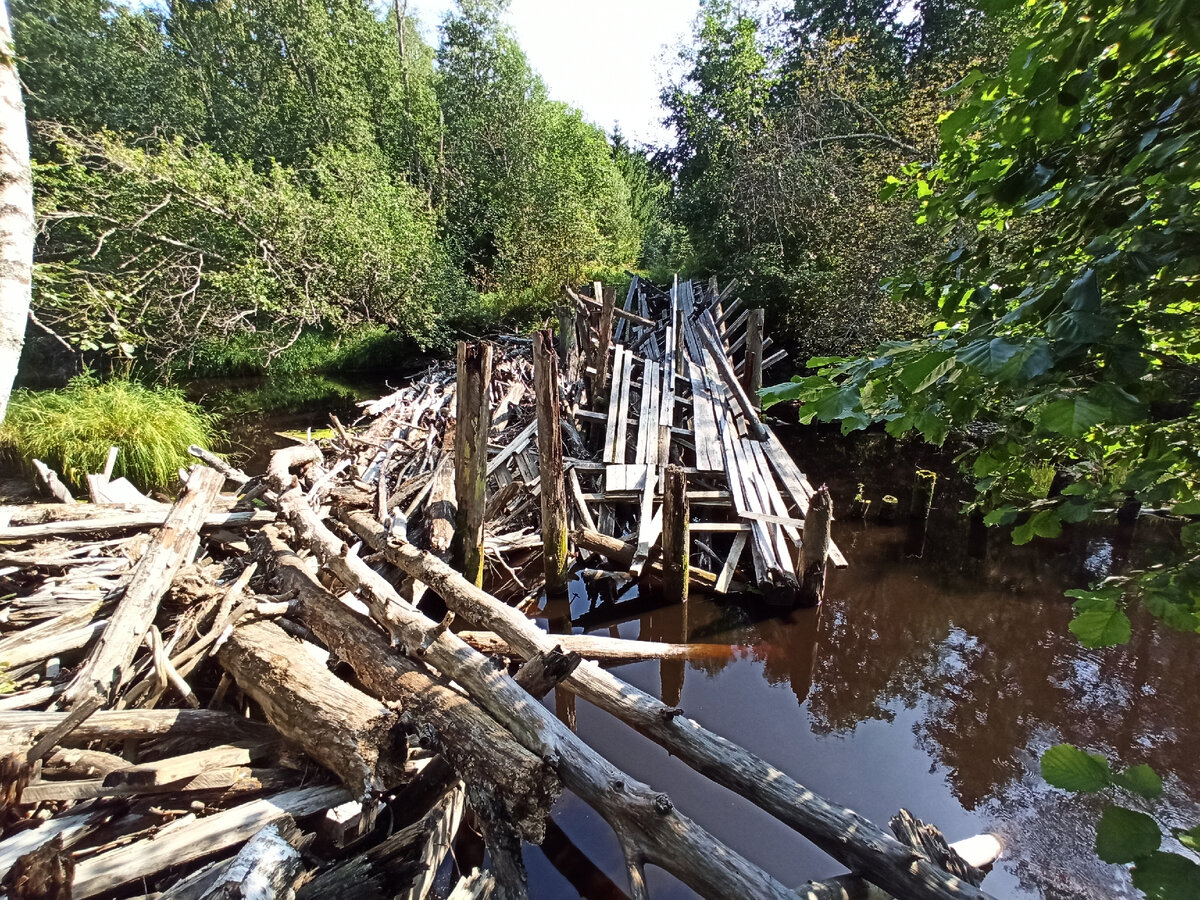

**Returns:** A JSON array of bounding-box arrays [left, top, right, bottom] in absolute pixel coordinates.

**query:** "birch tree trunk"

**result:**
[[0, 0, 32, 424]]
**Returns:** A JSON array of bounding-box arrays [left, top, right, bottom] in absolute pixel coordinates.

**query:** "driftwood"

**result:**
[[0, 508, 274, 540], [345, 517, 993, 900], [60, 466, 225, 709], [571, 527, 719, 591], [217, 618, 408, 801], [457, 630, 733, 662], [258, 525, 561, 842]]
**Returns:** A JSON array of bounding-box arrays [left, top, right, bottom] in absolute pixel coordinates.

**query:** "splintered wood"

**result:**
[[0, 280, 999, 900]]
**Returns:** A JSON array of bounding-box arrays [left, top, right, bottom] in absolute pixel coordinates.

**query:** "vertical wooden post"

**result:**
[[591, 281, 615, 409], [910, 469, 937, 520], [452, 340, 492, 587], [662, 464, 689, 605], [534, 329, 570, 597], [744, 308, 764, 411], [556, 304, 580, 386], [798, 485, 832, 607]]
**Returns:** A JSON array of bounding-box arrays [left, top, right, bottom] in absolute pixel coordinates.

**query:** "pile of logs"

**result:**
[[0, 283, 1001, 899]]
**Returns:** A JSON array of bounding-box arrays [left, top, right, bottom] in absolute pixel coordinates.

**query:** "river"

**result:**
[[206, 379, 1200, 900]]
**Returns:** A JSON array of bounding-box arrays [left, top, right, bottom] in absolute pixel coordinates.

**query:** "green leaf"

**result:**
[[1176, 825, 1200, 853], [984, 506, 1018, 526], [1131, 852, 1200, 900], [1041, 744, 1111, 792], [1057, 499, 1093, 523], [1013, 509, 1061, 544], [1096, 806, 1161, 863], [957, 338, 1023, 374], [1070, 600, 1132, 647], [897, 351, 956, 393], [1173, 500, 1200, 516], [1112, 764, 1163, 800], [1038, 395, 1109, 437]]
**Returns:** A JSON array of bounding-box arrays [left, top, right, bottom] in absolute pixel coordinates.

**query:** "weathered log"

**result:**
[[346, 517, 996, 900], [447, 868, 496, 900], [590, 282, 616, 406], [103, 740, 271, 788], [910, 469, 937, 520], [71, 784, 349, 899], [188, 445, 251, 487], [32, 459, 75, 505], [259, 525, 561, 842], [571, 527, 719, 591], [197, 821, 304, 900], [533, 329, 570, 596], [744, 308, 764, 410], [878, 494, 899, 524], [59, 466, 225, 709], [319, 510, 796, 900], [217, 619, 408, 801], [0, 508, 274, 541], [513, 648, 582, 700], [452, 340, 493, 586], [2, 834, 73, 900], [458, 629, 731, 662], [662, 464, 689, 604], [17, 767, 294, 803], [0, 709, 273, 753], [799, 485, 832, 607]]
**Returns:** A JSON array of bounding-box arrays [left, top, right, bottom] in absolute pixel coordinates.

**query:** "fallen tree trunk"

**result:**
[[0, 709, 273, 753], [218, 619, 408, 802], [258, 526, 560, 842], [267, 451, 798, 900], [344, 512, 996, 900], [572, 528, 720, 591]]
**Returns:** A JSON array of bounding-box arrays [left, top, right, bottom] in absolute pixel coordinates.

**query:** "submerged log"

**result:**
[[60, 466, 225, 710], [798, 485, 832, 607], [662, 464, 689, 604]]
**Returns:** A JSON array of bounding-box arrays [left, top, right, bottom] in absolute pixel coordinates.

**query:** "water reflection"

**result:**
[[556, 427, 1200, 899]]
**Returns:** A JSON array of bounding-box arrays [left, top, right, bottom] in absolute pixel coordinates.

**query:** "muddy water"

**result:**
[[210, 384, 1200, 899], [523, 426, 1200, 900]]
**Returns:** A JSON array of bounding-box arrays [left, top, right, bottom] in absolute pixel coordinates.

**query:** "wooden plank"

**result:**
[[486, 420, 537, 477], [715, 531, 748, 594], [568, 467, 597, 532], [614, 348, 635, 463], [761, 430, 848, 567], [603, 344, 626, 464], [687, 360, 721, 472], [690, 522, 751, 533]]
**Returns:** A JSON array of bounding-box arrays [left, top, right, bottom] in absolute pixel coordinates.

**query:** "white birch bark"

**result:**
[[0, 0, 33, 423]]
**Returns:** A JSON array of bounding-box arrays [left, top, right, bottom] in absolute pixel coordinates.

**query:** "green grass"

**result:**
[[1, 374, 218, 492]]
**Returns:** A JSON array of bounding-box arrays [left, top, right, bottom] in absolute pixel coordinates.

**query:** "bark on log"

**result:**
[[571, 528, 718, 591], [744, 308, 764, 411], [217, 619, 408, 801], [452, 340, 492, 586], [533, 329, 570, 596], [198, 821, 303, 900], [345, 514, 996, 900], [32, 460, 75, 505], [60, 466, 226, 709], [258, 526, 560, 842]]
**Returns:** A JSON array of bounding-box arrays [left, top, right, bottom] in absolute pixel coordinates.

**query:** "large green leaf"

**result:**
[[1038, 395, 1109, 437], [957, 338, 1023, 373], [1041, 744, 1111, 792], [897, 351, 956, 393], [1096, 806, 1162, 863], [1112, 764, 1164, 800], [1070, 600, 1132, 647], [1132, 852, 1200, 900]]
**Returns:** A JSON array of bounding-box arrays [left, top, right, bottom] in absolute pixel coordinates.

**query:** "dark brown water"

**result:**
[[213, 386, 1200, 899], [522, 426, 1200, 900]]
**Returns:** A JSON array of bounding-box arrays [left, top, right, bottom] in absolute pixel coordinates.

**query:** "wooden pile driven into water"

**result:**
[[0, 276, 1000, 900]]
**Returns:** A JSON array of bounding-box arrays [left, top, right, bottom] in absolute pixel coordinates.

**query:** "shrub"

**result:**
[[1, 374, 217, 492]]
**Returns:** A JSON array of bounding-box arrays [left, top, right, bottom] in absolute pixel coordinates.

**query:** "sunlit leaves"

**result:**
[[1038, 395, 1109, 437], [1112, 765, 1164, 801], [1067, 590, 1133, 647], [1041, 744, 1110, 792]]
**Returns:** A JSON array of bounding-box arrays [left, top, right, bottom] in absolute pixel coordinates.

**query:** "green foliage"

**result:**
[[1042, 746, 1200, 897], [768, 0, 1200, 638], [0, 374, 216, 491]]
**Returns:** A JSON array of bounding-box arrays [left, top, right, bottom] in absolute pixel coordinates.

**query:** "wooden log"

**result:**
[[568, 286, 654, 328], [879, 494, 900, 524], [59, 466, 225, 710], [197, 821, 303, 900], [218, 619, 408, 801], [348, 524, 995, 900], [570, 528, 719, 592], [266, 472, 800, 898], [910, 469, 937, 520], [457, 630, 733, 662], [0, 508, 274, 541], [799, 485, 832, 607], [533, 329, 570, 596], [71, 784, 349, 899], [557, 305, 581, 385], [662, 465, 689, 604], [2, 833, 73, 900], [32, 459, 75, 504], [744, 308, 764, 410], [426, 451, 456, 557], [188, 445, 251, 487], [260, 526, 561, 842], [452, 340, 493, 586], [849, 483, 870, 519], [102, 741, 269, 788], [0, 710, 273, 753]]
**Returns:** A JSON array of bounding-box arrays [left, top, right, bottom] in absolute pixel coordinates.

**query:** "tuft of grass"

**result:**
[[1, 374, 217, 493]]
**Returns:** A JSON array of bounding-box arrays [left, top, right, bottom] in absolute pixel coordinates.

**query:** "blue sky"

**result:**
[[407, 0, 788, 146]]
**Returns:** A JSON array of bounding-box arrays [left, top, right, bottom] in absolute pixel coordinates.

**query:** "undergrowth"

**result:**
[[1, 374, 217, 492]]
